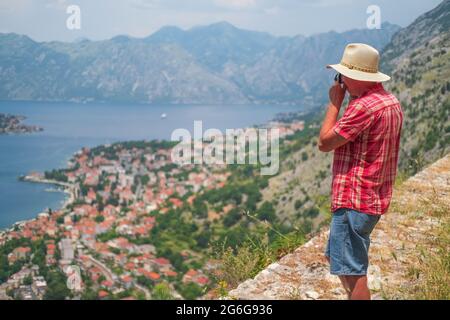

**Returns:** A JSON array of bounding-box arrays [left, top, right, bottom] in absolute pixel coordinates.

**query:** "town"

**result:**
[[0, 119, 306, 300]]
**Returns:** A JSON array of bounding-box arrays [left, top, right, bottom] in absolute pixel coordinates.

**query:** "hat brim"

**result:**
[[326, 64, 391, 82]]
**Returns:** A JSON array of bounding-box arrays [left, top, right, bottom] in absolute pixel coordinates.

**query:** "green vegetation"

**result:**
[[95, 215, 105, 223], [212, 210, 306, 295], [152, 283, 174, 300], [0, 238, 32, 283], [89, 140, 177, 160], [44, 169, 68, 183], [176, 282, 205, 300], [44, 270, 71, 300]]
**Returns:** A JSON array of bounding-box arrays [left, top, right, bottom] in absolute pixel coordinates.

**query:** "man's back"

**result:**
[[331, 83, 403, 215]]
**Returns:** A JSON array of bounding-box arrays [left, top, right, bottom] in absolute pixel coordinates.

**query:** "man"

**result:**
[[318, 43, 403, 300]]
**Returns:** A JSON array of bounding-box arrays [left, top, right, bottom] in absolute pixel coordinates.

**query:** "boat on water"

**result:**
[[161, 113, 167, 119]]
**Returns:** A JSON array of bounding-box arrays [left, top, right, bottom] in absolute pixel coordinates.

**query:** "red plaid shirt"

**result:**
[[331, 83, 403, 215]]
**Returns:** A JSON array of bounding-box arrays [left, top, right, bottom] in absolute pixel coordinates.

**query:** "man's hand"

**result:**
[[329, 81, 347, 109], [318, 81, 350, 152]]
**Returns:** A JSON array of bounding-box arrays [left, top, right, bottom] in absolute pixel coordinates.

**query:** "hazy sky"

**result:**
[[0, 0, 443, 42]]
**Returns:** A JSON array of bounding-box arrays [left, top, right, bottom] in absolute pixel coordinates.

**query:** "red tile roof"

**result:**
[[153, 257, 170, 265], [101, 280, 114, 288]]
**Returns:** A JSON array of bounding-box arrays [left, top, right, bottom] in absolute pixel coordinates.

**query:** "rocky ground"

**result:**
[[228, 153, 450, 300]]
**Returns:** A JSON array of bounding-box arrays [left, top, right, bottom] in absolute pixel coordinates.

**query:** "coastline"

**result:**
[[0, 175, 77, 233], [20, 174, 76, 208]]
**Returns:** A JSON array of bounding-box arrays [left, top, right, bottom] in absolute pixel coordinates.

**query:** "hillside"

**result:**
[[0, 22, 399, 106], [226, 153, 450, 300], [256, 0, 450, 232], [383, 0, 450, 174]]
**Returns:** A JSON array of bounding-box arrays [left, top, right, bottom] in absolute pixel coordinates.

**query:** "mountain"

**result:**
[[146, 21, 284, 72], [383, 0, 450, 173], [0, 22, 400, 105], [224, 22, 400, 105]]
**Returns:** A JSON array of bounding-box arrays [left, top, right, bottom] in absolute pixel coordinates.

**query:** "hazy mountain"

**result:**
[[0, 22, 400, 105], [146, 21, 286, 72]]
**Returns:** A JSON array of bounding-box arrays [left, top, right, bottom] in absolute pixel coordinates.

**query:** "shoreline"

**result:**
[[20, 175, 76, 208], [0, 175, 77, 233]]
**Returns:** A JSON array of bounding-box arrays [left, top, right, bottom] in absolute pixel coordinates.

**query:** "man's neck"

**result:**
[[357, 82, 381, 98]]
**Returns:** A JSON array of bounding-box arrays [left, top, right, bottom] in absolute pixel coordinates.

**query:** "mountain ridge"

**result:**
[[0, 22, 400, 106]]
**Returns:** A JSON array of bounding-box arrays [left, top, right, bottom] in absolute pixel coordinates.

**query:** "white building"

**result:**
[[59, 238, 74, 262]]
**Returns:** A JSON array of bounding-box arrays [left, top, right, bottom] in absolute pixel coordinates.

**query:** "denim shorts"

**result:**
[[325, 208, 381, 275]]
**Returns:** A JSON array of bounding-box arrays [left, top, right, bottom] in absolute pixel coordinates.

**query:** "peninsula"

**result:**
[[0, 113, 43, 134]]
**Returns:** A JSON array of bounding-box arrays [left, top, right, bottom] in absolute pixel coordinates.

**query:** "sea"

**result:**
[[0, 100, 302, 229]]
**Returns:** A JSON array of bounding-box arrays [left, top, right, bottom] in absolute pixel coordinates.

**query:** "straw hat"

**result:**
[[327, 43, 390, 82]]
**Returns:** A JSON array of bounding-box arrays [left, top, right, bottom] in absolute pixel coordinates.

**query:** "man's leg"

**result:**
[[340, 210, 379, 300], [325, 255, 352, 299], [345, 275, 371, 300]]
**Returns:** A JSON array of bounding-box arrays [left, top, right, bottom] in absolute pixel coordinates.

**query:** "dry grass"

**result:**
[[404, 220, 450, 299], [211, 217, 305, 297], [399, 191, 450, 300], [213, 245, 266, 292]]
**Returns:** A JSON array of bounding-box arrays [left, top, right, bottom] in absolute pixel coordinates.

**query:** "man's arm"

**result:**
[[318, 82, 349, 152]]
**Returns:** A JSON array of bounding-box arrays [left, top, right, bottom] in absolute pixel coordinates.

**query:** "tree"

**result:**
[[304, 207, 320, 219], [294, 200, 303, 210], [177, 282, 203, 300], [223, 208, 242, 227], [195, 232, 211, 249], [44, 170, 68, 183], [193, 199, 208, 219], [44, 271, 71, 300], [95, 215, 105, 223], [96, 195, 104, 212], [23, 274, 33, 286], [81, 289, 98, 300], [257, 202, 276, 223], [137, 276, 154, 289], [140, 175, 150, 186], [152, 283, 173, 300], [301, 151, 308, 161]]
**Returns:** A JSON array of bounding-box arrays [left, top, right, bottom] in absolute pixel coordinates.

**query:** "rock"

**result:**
[[368, 265, 382, 291], [331, 287, 346, 296], [305, 290, 320, 300]]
